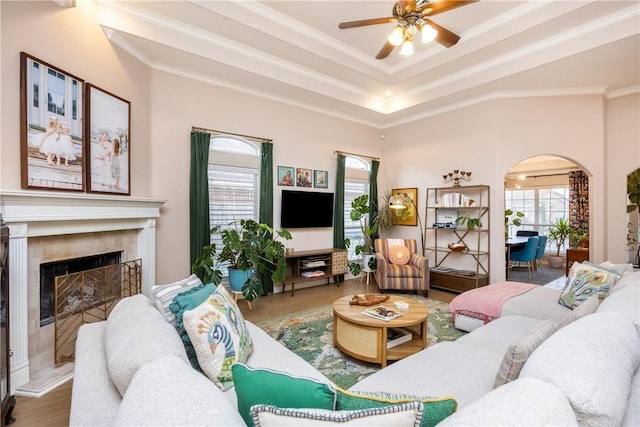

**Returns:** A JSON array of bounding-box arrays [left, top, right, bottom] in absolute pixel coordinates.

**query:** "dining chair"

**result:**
[[509, 236, 539, 278], [534, 235, 547, 273]]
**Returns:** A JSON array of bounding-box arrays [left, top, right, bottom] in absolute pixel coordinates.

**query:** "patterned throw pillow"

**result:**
[[150, 274, 203, 325], [558, 264, 619, 309], [494, 320, 559, 388], [168, 283, 216, 369], [250, 402, 424, 427], [183, 285, 253, 391], [335, 388, 457, 427], [232, 363, 336, 426], [389, 245, 411, 265]]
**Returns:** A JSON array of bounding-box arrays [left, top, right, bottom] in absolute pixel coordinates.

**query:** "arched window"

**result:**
[[344, 156, 371, 260]]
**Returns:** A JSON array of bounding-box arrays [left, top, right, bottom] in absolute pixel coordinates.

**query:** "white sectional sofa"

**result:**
[[70, 270, 640, 426]]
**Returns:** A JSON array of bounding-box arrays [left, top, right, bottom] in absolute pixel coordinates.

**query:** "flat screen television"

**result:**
[[281, 190, 334, 228]]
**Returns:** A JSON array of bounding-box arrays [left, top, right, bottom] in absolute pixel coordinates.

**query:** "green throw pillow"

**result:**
[[232, 363, 336, 427], [335, 388, 457, 427], [168, 283, 216, 368]]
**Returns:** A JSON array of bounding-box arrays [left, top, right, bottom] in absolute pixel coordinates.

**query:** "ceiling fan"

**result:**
[[338, 0, 476, 59]]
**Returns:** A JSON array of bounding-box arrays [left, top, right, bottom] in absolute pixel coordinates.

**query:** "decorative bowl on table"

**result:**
[[447, 243, 468, 252]]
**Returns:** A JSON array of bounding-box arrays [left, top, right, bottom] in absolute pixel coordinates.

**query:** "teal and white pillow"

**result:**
[[232, 363, 336, 426], [183, 285, 253, 391], [558, 263, 619, 309], [335, 388, 457, 427]]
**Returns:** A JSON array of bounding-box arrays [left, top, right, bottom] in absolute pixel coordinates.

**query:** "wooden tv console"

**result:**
[[283, 248, 348, 296]]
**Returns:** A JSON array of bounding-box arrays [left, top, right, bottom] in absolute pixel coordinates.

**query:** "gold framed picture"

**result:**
[[391, 187, 418, 226]]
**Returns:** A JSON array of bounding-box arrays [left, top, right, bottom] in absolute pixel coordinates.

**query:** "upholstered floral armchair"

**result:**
[[375, 239, 429, 296]]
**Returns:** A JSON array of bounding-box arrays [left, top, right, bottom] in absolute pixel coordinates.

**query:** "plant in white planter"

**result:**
[[548, 218, 571, 268], [345, 195, 378, 277]]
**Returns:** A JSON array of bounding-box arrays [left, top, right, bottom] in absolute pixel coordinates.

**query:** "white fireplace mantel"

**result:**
[[0, 190, 165, 392]]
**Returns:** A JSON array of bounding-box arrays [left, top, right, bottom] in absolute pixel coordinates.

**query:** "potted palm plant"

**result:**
[[345, 195, 378, 277], [547, 218, 571, 268], [192, 219, 292, 301]]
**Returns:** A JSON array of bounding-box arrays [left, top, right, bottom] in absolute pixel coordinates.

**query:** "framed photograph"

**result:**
[[392, 187, 418, 226], [86, 83, 131, 195], [20, 52, 85, 191], [314, 170, 328, 188], [436, 209, 459, 226], [277, 166, 294, 186], [296, 168, 312, 188]]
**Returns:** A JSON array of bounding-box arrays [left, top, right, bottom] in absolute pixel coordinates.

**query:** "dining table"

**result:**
[[505, 236, 530, 278]]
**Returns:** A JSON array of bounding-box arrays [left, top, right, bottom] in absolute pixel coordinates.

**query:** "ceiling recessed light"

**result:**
[[385, 91, 392, 97]]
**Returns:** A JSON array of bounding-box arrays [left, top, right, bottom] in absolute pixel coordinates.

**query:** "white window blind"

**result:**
[[208, 135, 260, 276]]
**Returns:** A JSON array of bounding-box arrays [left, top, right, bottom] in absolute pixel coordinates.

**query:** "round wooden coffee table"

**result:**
[[332, 295, 429, 367]]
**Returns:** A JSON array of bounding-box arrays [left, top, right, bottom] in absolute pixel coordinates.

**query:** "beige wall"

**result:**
[[149, 71, 381, 284], [1, 2, 638, 287], [0, 1, 152, 194], [606, 93, 640, 263], [381, 94, 638, 281]]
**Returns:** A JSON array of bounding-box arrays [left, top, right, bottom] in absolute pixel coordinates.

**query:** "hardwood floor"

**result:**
[[12, 278, 457, 426]]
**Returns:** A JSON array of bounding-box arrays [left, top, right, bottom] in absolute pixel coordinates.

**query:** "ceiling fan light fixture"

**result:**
[[400, 37, 414, 56], [387, 25, 404, 46], [421, 24, 438, 43]]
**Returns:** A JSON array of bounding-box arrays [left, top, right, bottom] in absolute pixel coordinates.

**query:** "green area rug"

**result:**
[[255, 295, 466, 389]]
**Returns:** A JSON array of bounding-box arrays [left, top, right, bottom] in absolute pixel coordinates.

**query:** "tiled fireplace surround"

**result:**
[[0, 191, 164, 394]]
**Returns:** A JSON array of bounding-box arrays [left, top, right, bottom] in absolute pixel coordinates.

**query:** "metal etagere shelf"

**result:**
[[425, 185, 490, 293]]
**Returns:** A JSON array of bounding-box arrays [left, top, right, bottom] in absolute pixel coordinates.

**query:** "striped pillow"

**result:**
[[250, 402, 424, 427], [151, 274, 203, 325], [494, 319, 559, 388]]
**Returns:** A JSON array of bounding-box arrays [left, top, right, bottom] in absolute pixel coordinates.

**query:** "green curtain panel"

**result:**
[[259, 143, 275, 294], [189, 131, 211, 273], [369, 159, 379, 238], [333, 154, 346, 250]]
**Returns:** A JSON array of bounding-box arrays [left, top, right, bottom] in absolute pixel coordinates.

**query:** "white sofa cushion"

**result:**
[[456, 315, 546, 356], [438, 377, 578, 426], [501, 286, 571, 323], [114, 354, 245, 426], [69, 322, 121, 427], [105, 294, 189, 396], [599, 275, 640, 325], [350, 341, 503, 407], [624, 366, 640, 427], [611, 271, 640, 294], [521, 311, 640, 427]]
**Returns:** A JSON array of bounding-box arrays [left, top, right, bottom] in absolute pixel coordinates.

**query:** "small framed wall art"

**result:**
[[314, 170, 328, 188], [86, 83, 131, 195], [392, 187, 418, 226], [296, 168, 312, 187], [20, 52, 86, 192], [277, 166, 294, 186]]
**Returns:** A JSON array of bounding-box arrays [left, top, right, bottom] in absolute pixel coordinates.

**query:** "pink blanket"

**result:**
[[449, 281, 537, 323]]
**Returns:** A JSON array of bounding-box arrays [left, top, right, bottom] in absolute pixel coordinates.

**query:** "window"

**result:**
[[505, 186, 569, 252], [344, 156, 371, 260], [208, 136, 260, 275]]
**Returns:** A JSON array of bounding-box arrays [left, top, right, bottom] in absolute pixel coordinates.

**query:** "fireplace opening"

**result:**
[[39, 251, 122, 327]]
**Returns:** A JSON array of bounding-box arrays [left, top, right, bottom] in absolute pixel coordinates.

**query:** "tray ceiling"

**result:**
[[97, 0, 640, 127]]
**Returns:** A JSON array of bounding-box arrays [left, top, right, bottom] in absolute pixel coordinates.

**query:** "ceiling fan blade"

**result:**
[[338, 17, 397, 29], [422, 0, 477, 16], [376, 42, 396, 59], [425, 18, 460, 48], [398, 0, 417, 13]]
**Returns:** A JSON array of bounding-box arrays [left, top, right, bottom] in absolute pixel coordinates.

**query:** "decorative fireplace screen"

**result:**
[[54, 259, 141, 364]]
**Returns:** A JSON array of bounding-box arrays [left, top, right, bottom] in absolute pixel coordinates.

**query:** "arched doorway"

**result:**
[[504, 155, 590, 285]]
